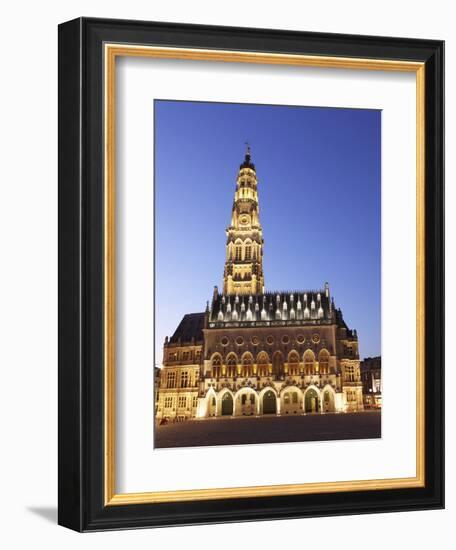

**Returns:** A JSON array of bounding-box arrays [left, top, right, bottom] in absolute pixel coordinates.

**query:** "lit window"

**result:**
[[167, 371, 176, 388], [288, 352, 299, 375], [319, 350, 330, 375], [226, 355, 237, 377], [211, 355, 222, 377], [180, 371, 189, 387], [304, 351, 315, 375], [164, 396, 173, 408], [178, 395, 187, 408], [242, 355, 253, 376]]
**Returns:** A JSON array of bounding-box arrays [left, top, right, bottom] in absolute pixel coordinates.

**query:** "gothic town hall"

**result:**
[[155, 147, 364, 423]]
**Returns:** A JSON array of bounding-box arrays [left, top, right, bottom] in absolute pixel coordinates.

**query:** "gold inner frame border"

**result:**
[[103, 44, 425, 505]]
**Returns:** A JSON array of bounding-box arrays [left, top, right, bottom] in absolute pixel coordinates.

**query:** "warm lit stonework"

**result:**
[[155, 147, 365, 423], [361, 356, 382, 409]]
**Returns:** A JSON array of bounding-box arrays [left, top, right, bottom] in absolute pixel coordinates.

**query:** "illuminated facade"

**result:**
[[361, 356, 382, 409], [223, 146, 264, 296], [156, 147, 364, 423]]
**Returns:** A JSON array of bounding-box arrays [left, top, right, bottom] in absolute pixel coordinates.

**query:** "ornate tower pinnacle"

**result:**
[[223, 145, 265, 295]]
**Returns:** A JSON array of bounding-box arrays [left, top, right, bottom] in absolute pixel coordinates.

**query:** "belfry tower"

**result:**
[[223, 145, 265, 295]]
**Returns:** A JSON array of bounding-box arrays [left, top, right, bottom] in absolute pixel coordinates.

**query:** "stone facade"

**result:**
[[155, 148, 364, 423], [361, 356, 382, 409]]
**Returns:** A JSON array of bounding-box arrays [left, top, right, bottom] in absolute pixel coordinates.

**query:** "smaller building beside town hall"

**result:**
[[360, 356, 382, 409], [155, 147, 368, 423]]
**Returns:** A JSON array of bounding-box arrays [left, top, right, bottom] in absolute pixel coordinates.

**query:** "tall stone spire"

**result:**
[[223, 145, 265, 295]]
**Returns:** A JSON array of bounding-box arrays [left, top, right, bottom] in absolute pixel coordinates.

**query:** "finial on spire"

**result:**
[[240, 141, 255, 169]]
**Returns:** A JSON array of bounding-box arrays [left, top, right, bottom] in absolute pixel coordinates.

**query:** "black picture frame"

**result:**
[[58, 17, 444, 531]]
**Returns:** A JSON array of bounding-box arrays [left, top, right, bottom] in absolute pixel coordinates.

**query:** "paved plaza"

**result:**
[[155, 411, 381, 448]]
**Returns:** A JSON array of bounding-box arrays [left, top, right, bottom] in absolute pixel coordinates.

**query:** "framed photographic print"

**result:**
[[58, 17, 444, 531]]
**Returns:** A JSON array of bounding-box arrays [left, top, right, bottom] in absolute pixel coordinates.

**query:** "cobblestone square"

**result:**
[[155, 411, 381, 448]]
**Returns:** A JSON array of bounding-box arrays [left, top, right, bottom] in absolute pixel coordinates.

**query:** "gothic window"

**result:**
[[257, 352, 269, 377], [235, 245, 242, 261], [192, 370, 199, 386], [304, 350, 315, 375], [192, 395, 198, 408], [272, 352, 284, 376], [168, 352, 178, 362], [318, 349, 330, 375], [242, 354, 253, 377], [226, 354, 237, 377], [167, 371, 176, 388], [245, 245, 252, 261], [345, 365, 356, 382], [211, 355, 222, 378], [288, 351, 300, 376], [180, 370, 189, 388], [194, 350, 201, 362], [182, 351, 190, 361]]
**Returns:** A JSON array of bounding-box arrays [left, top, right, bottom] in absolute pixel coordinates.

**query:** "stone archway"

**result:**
[[263, 389, 277, 414], [221, 392, 234, 416], [207, 392, 217, 417], [322, 387, 335, 413], [234, 388, 258, 416], [280, 386, 303, 415], [305, 388, 320, 413]]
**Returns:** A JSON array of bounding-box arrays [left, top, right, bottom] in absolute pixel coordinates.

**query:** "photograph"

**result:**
[[153, 99, 382, 448]]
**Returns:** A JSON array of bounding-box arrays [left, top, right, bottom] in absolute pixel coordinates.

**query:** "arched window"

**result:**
[[235, 243, 242, 261], [242, 354, 253, 377], [211, 355, 222, 378], [257, 352, 270, 377], [318, 349, 330, 375], [288, 351, 300, 376], [244, 245, 252, 261], [272, 352, 284, 377], [304, 350, 315, 375], [226, 354, 237, 377]]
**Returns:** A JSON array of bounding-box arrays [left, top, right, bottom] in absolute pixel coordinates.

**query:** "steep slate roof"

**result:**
[[169, 312, 205, 344]]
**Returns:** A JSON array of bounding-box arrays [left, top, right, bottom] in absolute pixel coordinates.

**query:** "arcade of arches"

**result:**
[[201, 384, 336, 418]]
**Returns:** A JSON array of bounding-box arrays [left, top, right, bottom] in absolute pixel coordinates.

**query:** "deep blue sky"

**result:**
[[155, 100, 381, 361]]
